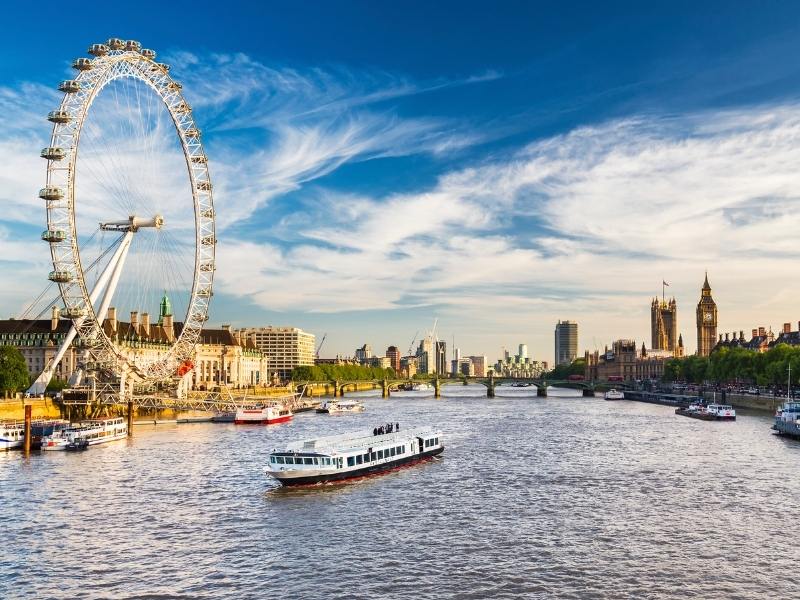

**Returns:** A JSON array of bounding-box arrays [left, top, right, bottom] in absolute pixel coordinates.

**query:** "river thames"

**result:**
[[2, 385, 798, 599]]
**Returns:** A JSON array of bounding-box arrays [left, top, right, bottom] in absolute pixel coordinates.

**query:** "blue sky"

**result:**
[[3, 1, 800, 362]]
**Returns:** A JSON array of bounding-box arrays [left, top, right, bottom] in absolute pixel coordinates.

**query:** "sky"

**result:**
[[3, 1, 800, 363]]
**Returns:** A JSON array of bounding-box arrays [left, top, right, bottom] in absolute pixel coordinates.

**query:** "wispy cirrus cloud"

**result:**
[[215, 102, 800, 353]]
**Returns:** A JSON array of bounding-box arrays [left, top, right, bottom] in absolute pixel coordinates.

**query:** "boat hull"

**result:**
[[773, 419, 800, 439], [268, 446, 444, 487], [234, 414, 293, 425]]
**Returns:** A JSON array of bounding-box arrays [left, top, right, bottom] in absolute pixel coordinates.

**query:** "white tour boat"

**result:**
[[234, 404, 293, 425], [0, 421, 25, 450], [41, 417, 128, 451], [604, 389, 625, 400], [412, 383, 432, 392], [316, 399, 365, 414], [265, 425, 444, 486]]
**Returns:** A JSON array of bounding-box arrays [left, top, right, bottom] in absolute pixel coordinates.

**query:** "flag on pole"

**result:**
[[663, 280, 669, 286]]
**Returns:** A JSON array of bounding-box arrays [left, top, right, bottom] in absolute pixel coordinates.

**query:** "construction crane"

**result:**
[[315, 333, 327, 359], [407, 330, 419, 356]]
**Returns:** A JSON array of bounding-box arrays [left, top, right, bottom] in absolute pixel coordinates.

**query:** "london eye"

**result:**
[[29, 38, 216, 398]]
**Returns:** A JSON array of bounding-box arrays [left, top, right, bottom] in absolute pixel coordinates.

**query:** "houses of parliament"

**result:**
[[651, 273, 718, 358]]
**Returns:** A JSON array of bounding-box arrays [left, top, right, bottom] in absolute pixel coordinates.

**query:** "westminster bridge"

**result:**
[[296, 375, 633, 399]]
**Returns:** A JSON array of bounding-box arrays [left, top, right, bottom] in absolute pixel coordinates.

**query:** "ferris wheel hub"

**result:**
[[100, 214, 164, 232]]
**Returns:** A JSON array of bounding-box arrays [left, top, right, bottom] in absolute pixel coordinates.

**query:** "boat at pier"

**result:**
[[234, 404, 292, 425], [0, 421, 24, 450], [675, 403, 735, 421], [316, 399, 365, 414], [773, 401, 800, 439], [1, 419, 70, 450], [412, 383, 432, 391], [265, 425, 444, 486], [41, 417, 128, 450], [604, 389, 624, 400]]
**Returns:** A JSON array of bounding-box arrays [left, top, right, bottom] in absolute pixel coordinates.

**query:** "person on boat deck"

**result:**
[[395, 422, 399, 431], [373, 427, 378, 436]]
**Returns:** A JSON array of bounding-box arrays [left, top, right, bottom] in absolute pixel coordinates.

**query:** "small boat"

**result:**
[[265, 425, 444, 486], [773, 401, 800, 439], [65, 438, 90, 451], [705, 403, 736, 420], [41, 417, 128, 450], [234, 404, 293, 425], [604, 389, 624, 400], [316, 399, 365, 414], [412, 383, 432, 391]]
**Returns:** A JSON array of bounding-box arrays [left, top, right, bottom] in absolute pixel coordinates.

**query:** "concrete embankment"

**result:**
[[701, 392, 781, 413]]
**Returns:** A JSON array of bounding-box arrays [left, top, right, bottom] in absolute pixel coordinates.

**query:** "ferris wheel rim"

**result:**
[[41, 39, 216, 384]]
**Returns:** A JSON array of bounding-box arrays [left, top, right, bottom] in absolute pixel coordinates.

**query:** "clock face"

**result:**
[[703, 311, 713, 323]]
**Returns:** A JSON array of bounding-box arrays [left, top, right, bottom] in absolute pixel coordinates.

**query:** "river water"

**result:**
[[2, 385, 798, 599]]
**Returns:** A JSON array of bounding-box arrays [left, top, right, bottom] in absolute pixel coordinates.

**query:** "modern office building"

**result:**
[[237, 326, 315, 379], [554, 320, 578, 366]]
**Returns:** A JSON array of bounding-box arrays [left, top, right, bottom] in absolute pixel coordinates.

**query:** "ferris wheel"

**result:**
[[29, 38, 215, 397]]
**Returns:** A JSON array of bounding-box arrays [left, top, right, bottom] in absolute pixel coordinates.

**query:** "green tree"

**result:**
[[292, 364, 395, 382], [0, 346, 29, 394], [543, 358, 586, 380]]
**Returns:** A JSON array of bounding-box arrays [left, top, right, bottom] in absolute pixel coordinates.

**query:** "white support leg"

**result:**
[[27, 232, 134, 396]]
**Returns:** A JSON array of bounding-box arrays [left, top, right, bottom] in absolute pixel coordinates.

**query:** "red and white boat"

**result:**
[[234, 404, 293, 425]]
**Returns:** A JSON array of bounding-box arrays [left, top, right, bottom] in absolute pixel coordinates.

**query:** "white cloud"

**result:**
[[215, 103, 800, 357]]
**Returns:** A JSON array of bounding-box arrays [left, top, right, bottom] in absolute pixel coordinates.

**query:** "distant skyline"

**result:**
[[3, 2, 800, 363]]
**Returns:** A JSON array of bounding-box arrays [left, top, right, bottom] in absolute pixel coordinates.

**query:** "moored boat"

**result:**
[[773, 401, 800, 439], [1, 419, 70, 450], [41, 417, 128, 450], [316, 399, 365, 414], [412, 383, 432, 391], [675, 402, 735, 421], [604, 389, 624, 400], [0, 421, 25, 450], [234, 404, 293, 425], [265, 425, 444, 486]]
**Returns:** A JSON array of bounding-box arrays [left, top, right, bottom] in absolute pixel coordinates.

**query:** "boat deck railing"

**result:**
[[285, 427, 436, 454]]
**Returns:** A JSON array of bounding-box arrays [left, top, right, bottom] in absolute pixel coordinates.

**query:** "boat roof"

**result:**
[[279, 426, 439, 455]]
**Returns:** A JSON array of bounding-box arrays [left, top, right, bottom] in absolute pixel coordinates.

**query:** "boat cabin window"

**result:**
[[313, 458, 319, 465], [370, 452, 377, 461], [347, 456, 355, 467], [434, 437, 439, 445], [378, 450, 384, 459], [275, 456, 285, 464], [356, 455, 363, 465], [303, 457, 313, 465], [362, 454, 369, 463], [390, 447, 396, 457]]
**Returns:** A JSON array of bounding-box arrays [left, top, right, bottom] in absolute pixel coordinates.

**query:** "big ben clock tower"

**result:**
[[696, 272, 718, 357]]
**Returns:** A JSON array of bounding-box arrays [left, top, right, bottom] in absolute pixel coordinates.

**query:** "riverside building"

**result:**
[[555, 320, 578, 366], [1, 299, 268, 391], [584, 339, 678, 382], [235, 326, 315, 379]]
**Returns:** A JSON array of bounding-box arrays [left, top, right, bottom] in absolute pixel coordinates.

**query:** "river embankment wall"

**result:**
[[700, 391, 780, 413], [0, 397, 62, 421]]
